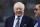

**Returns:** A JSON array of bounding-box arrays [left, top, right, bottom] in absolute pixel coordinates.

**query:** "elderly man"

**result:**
[[5, 2, 35, 27], [34, 4, 40, 27]]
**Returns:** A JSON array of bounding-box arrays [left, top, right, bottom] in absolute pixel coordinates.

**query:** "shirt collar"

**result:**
[[15, 14, 24, 20]]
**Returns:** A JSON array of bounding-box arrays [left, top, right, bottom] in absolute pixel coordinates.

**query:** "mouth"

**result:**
[[17, 12, 22, 14]]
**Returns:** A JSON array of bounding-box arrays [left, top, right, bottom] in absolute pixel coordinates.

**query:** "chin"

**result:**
[[17, 14, 22, 16]]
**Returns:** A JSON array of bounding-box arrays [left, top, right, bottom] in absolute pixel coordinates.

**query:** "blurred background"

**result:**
[[0, 0, 40, 27]]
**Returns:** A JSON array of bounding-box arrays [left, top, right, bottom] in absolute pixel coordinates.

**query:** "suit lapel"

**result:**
[[20, 15, 26, 27], [20, 15, 29, 27]]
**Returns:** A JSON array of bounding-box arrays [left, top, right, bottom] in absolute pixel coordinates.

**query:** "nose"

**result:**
[[18, 9, 21, 11]]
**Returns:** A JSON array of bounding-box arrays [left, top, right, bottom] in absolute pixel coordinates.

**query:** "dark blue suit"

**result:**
[[38, 16, 40, 27], [5, 15, 35, 27]]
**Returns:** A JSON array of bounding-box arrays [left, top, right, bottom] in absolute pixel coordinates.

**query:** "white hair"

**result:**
[[13, 2, 25, 9]]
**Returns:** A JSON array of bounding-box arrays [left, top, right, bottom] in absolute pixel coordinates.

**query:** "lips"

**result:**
[[17, 12, 22, 14]]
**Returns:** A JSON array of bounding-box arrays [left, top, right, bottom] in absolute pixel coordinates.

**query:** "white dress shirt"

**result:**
[[13, 14, 24, 27], [34, 22, 38, 27]]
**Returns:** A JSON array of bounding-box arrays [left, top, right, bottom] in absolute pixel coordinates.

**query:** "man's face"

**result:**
[[14, 4, 24, 17], [34, 4, 40, 18]]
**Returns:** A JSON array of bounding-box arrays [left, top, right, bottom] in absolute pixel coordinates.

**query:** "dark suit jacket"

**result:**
[[38, 16, 40, 27], [5, 15, 35, 27]]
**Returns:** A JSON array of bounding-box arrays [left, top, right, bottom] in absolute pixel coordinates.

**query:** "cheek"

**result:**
[[38, 11, 40, 15], [37, 11, 40, 14], [36, 11, 40, 16], [22, 10, 24, 12], [36, 12, 39, 15]]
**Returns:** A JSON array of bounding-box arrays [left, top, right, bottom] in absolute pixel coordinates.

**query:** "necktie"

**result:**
[[15, 18, 20, 27]]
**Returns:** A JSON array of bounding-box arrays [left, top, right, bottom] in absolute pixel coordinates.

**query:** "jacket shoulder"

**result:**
[[23, 15, 34, 21], [6, 15, 15, 21]]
